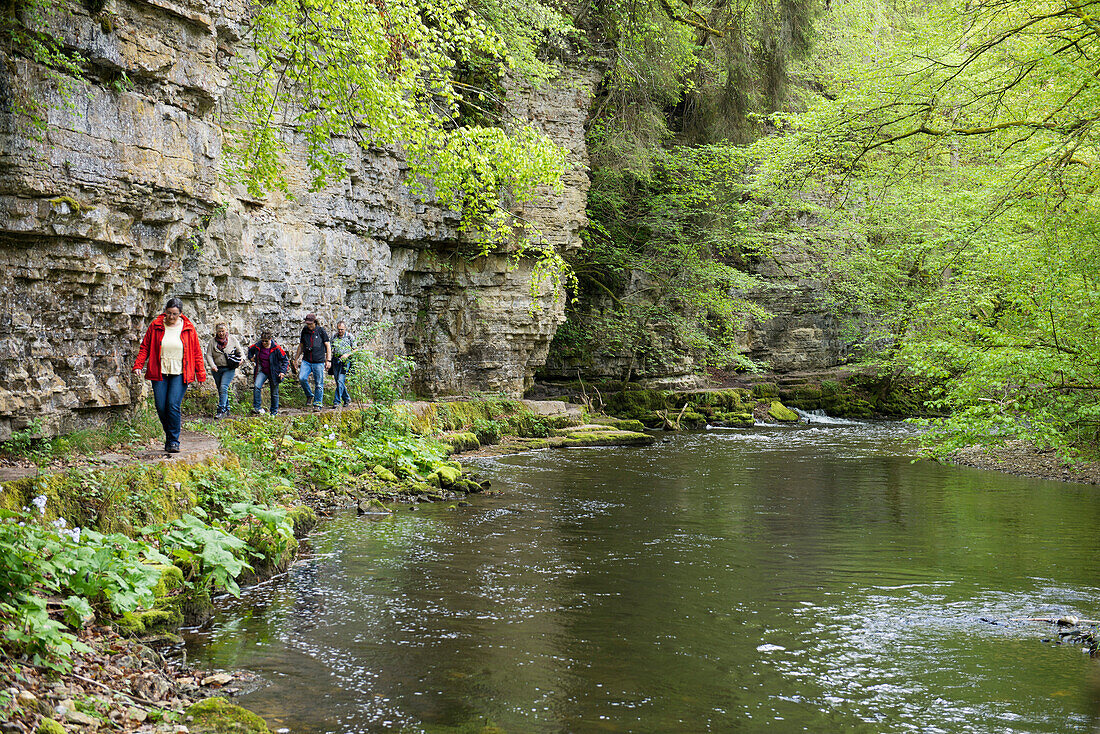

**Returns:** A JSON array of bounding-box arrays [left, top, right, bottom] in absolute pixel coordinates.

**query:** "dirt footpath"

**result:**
[[0, 430, 223, 484]]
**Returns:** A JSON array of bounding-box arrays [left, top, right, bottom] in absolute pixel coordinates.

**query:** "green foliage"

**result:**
[[1, 0, 87, 133], [560, 142, 771, 377], [156, 513, 252, 598], [559, 0, 820, 380], [470, 417, 502, 445], [346, 351, 415, 406], [0, 505, 167, 671], [222, 0, 572, 252], [210, 410, 453, 491], [746, 0, 1100, 456]]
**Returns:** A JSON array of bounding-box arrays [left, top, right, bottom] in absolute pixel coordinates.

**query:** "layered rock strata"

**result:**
[[0, 0, 598, 439]]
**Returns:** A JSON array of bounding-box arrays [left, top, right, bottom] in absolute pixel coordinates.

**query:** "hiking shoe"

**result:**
[[311, 404, 322, 411], [166, 442, 180, 454]]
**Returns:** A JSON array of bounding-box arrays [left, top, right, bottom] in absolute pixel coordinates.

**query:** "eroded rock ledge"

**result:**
[[0, 0, 600, 439]]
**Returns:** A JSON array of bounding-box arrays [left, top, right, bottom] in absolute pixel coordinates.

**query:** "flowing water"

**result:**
[[184, 422, 1100, 733]]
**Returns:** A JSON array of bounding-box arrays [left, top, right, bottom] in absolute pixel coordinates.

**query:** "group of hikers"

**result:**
[[131, 298, 359, 453]]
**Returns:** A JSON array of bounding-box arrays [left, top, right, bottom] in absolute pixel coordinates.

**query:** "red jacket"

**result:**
[[133, 314, 207, 383]]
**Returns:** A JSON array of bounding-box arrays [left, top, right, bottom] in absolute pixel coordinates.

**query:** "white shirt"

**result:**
[[160, 321, 184, 375]]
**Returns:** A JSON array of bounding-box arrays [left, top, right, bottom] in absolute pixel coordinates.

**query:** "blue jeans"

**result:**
[[151, 374, 186, 446], [332, 364, 350, 406], [299, 361, 324, 406], [214, 367, 236, 412], [253, 372, 280, 414]]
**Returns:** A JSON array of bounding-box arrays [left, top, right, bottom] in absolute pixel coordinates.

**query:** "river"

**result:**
[[184, 420, 1100, 733]]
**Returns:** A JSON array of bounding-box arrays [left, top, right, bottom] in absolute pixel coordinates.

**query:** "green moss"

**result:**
[[372, 464, 400, 483], [185, 697, 273, 734], [181, 584, 215, 625], [115, 564, 186, 635], [428, 465, 463, 487], [751, 382, 779, 398], [2, 460, 207, 535], [288, 506, 318, 537], [601, 389, 672, 420], [606, 418, 646, 432], [443, 431, 480, 453], [680, 410, 707, 428], [48, 195, 84, 212], [767, 401, 799, 422], [36, 720, 66, 734], [679, 389, 747, 412]]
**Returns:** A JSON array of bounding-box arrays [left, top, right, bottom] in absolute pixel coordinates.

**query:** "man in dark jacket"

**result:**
[[293, 312, 331, 411], [248, 330, 290, 415]]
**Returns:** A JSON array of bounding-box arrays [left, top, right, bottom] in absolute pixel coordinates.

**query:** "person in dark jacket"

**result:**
[[248, 330, 290, 415], [132, 297, 207, 453], [293, 313, 331, 411]]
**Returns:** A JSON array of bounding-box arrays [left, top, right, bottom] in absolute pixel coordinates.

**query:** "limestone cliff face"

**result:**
[[0, 0, 598, 438]]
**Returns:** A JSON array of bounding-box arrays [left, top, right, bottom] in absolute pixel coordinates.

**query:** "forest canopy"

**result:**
[[751, 0, 1100, 456]]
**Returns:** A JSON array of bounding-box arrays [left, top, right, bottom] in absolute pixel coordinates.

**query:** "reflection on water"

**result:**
[[184, 422, 1100, 733]]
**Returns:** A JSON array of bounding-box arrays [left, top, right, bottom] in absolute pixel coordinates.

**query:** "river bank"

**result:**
[[949, 440, 1100, 486], [1, 627, 268, 734], [0, 395, 658, 733]]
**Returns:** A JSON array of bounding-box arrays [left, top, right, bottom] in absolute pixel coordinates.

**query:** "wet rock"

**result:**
[[201, 673, 234, 687]]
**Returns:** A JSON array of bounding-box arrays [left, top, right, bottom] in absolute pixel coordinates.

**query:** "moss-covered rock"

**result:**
[[751, 382, 779, 398], [607, 418, 647, 432], [428, 465, 463, 487], [767, 402, 799, 422], [115, 564, 185, 635], [600, 389, 672, 423], [443, 431, 480, 453], [288, 506, 318, 537], [36, 719, 66, 734], [185, 697, 273, 734], [372, 465, 400, 483], [680, 410, 707, 428]]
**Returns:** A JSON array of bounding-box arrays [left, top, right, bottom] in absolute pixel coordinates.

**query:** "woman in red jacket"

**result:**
[[132, 298, 207, 453]]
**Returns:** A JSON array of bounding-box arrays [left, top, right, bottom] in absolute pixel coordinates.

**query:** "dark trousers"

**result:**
[[152, 374, 186, 446]]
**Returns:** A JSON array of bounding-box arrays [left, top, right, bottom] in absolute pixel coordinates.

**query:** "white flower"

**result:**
[[336, 441, 343, 447], [52, 517, 67, 529], [328, 433, 336, 441], [31, 495, 47, 514]]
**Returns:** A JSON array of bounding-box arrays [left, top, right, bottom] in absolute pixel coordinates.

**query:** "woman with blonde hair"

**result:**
[[205, 322, 244, 418]]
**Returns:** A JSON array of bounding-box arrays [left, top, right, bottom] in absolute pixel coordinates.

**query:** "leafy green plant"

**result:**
[[0, 505, 168, 670], [193, 467, 252, 518], [157, 513, 253, 598], [470, 418, 502, 445]]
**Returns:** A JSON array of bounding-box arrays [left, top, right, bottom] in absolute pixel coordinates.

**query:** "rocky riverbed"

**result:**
[[950, 440, 1100, 485], [0, 628, 267, 734]]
